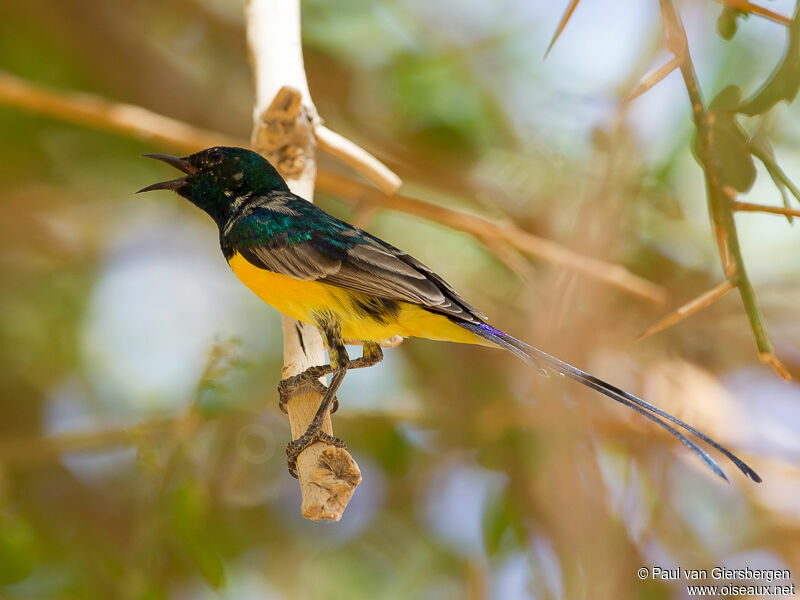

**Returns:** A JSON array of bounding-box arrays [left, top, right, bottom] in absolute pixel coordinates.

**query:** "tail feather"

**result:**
[[457, 320, 761, 483]]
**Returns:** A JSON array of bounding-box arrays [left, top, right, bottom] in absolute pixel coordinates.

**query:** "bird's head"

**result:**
[[138, 146, 289, 225]]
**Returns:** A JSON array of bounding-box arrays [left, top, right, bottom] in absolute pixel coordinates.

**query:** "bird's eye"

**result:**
[[206, 149, 224, 165]]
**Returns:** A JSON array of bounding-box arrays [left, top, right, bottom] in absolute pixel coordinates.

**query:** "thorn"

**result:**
[[545, 0, 583, 58], [759, 353, 792, 382], [636, 280, 735, 341], [625, 55, 681, 102], [733, 201, 800, 219]]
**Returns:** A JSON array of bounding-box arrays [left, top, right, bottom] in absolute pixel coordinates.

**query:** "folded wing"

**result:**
[[226, 192, 487, 323]]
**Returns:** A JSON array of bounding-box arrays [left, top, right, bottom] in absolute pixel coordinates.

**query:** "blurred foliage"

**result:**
[[699, 84, 756, 193], [0, 0, 799, 599], [717, 6, 746, 40], [739, 2, 800, 114]]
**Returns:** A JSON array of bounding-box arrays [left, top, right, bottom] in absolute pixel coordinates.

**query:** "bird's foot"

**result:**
[[278, 368, 339, 414], [285, 423, 347, 478]]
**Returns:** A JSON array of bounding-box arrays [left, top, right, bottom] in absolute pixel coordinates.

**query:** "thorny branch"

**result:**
[[714, 0, 792, 25], [656, 0, 789, 380], [546, 0, 794, 378]]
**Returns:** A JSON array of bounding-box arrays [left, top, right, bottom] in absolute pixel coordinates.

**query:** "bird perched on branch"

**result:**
[[139, 146, 760, 483]]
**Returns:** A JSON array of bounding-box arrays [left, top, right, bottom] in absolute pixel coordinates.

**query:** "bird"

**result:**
[[138, 146, 761, 483]]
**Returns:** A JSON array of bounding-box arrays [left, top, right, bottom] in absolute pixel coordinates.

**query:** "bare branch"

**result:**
[[348, 201, 383, 229], [635, 280, 734, 341], [733, 201, 800, 218], [0, 400, 415, 469], [317, 170, 668, 304], [0, 70, 241, 153], [0, 71, 666, 304], [245, 0, 359, 520], [316, 125, 402, 193], [475, 232, 536, 284], [0, 417, 179, 468], [714, 0, 792, 25]]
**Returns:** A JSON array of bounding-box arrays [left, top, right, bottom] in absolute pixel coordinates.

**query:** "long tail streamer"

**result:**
[[457, 320, 761, 483]]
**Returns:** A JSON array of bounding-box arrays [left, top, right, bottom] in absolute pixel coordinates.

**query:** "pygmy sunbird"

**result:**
[[139, 146, 760, 483]]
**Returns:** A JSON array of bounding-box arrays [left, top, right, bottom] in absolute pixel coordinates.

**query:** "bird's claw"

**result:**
[[285, 426, 347, 478], [278, 373, 339, 414]]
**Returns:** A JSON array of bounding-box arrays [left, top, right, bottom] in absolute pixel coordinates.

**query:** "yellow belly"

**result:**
[[228, 252, 489, 346]]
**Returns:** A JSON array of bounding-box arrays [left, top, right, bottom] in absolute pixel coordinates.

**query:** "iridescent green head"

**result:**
[[138, 146, 289, 225]]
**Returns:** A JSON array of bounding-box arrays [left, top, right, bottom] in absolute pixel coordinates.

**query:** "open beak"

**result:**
[[137, 154, 195, 193]]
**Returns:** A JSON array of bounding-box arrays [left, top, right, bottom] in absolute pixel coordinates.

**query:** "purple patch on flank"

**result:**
[[478, 323, 504, 336]]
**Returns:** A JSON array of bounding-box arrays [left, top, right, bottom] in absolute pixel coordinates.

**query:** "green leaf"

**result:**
[[739, 4, 800, 114], [709, 84, 743, 111], [168, 480, 226, 589], [482, 489, 525, 556], [184, 541, 225, 590], [702, 86, 756, 193], [0, 514, 36, 585], [717, 6, 745, 41], [135, 587, 168, 600]]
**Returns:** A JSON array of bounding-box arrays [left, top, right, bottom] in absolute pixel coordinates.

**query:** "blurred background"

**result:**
[[1, 0, 799, 598]]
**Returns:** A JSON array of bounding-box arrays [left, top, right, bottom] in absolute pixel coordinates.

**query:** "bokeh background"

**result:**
[[1, 0, 799, 598]]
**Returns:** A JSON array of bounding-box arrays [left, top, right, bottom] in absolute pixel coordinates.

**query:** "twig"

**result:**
[[635, 280, 734, 341], [659, 0, 789, 380], [158, 343, 229, 495], [315, 125, 401, 193], [0, 418, 179, 467], [0, 71, 665, 304], [0, 70, 242, 153], [714, 0, 792, 25], [0, 67, 400, 193], [0, 404, 421, 469], [747, 140, 800, 204], [475, 231, 536, 283], [246, 0, 360, 520], [749, 138, 800, 222], [348, 201, 383, 229], [317, 170, 668, 304], [625, 55, 681, 102], [733, 201, 800, 218]]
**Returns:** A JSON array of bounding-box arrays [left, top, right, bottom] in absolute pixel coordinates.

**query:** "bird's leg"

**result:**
[[347, 341, 383, 370], [285, 326, 350, 478], [325, 342, 382, 413], [277, 341, 383, 414]]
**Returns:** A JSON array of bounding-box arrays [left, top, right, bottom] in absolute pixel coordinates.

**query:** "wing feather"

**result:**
[[227, 193, 486, 323], [245, 237, 340, 280]]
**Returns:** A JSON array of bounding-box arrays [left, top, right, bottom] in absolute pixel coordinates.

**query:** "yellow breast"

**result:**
[[227, 252, 489, 346], [228, 252, 345, 325]]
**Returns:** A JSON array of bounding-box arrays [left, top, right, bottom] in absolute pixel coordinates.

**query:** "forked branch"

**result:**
[[245, 0, 361, 520]]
